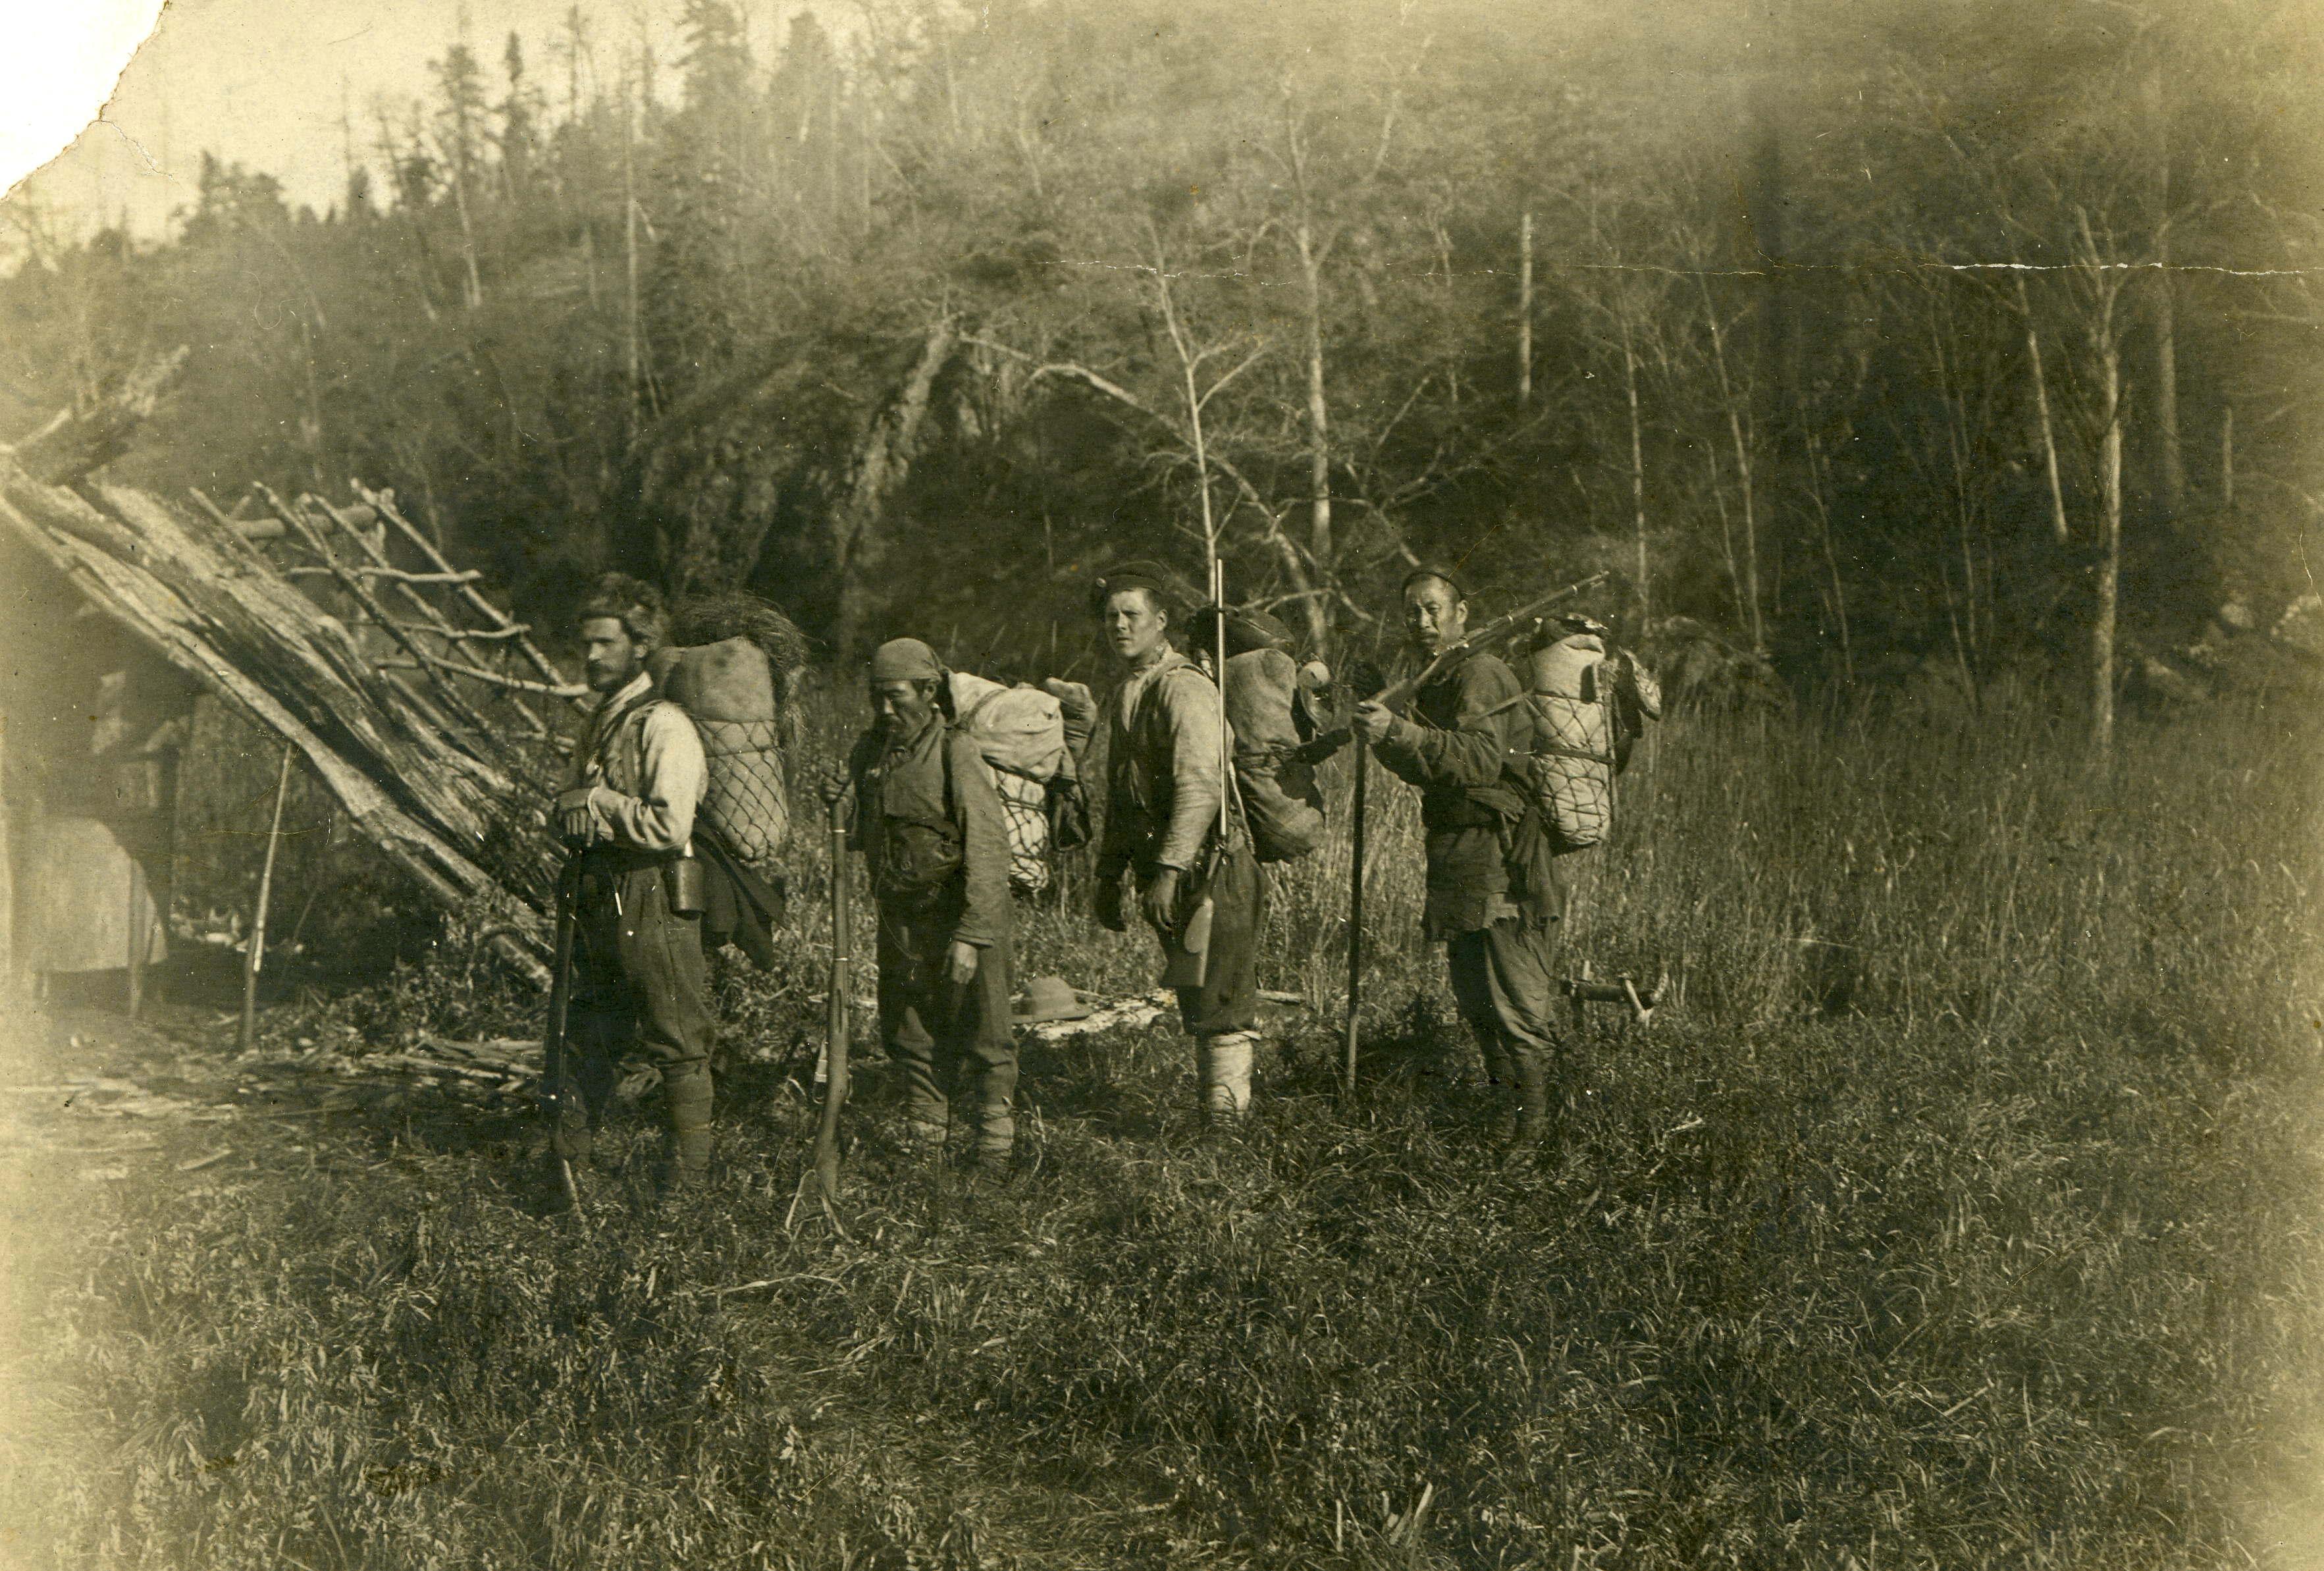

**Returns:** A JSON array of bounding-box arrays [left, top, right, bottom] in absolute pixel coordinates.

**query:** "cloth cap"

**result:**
[[1090, 559, 1192, 618], [1401, 565, 1472, 604], [1013, 974, 1095, 1023], [868, 637, 943, 683]]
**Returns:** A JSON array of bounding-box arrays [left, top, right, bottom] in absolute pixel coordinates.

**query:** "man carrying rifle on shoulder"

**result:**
[[548, 574, 719, 1198], [1354, 568, 1566, 1169]]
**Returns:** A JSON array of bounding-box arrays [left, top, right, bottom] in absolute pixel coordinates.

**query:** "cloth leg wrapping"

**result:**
[[1481, 917, 1563, 1146], [1444, 928, 1512, 1086], [664, 1060, 714, 1179], [949, 929, 1019, 1162], [1199, 1031, 1256, 1118]]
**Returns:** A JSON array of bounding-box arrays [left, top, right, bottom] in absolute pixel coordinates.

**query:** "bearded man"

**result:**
[[551, 573, 718, 1193]]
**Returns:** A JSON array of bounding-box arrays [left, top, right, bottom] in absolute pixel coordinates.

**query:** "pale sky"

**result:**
[[3, 0, 812, 242]]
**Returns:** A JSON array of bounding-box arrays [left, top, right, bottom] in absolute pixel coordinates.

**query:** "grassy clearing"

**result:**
[[3, 697, 2319, 1569]]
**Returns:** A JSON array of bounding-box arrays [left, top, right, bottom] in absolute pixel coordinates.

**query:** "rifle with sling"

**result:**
[[1289, 572, 1610, 765]]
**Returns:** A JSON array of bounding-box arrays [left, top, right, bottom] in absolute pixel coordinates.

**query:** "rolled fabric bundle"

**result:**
[[1224, 646, 1325, 863]]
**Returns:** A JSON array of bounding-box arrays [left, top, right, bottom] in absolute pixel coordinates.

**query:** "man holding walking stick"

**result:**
[[548, 574, 718, 1199], [1354, 568, 1567, 1169]]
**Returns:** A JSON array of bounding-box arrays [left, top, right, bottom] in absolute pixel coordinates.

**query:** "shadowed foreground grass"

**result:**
[[3, 699, 2319, 1569]]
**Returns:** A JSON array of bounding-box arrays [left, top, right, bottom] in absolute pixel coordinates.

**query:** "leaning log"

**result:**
[[5, 349, 191, 487]]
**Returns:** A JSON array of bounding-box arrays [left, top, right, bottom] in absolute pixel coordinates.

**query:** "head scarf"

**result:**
[[867, 637, 943, 683]]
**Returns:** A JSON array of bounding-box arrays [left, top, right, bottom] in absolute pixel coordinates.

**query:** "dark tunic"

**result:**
[[847, 712, 1017, 1122], [1373, 652, 1539, 942]]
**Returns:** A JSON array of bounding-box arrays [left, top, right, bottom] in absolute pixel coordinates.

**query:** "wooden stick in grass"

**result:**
[[1344, 737, 1367, 1097], [239, 747, 294, 1053]]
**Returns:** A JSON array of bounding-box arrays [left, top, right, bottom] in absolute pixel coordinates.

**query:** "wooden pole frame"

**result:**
[[239, 747, 294, 1053]]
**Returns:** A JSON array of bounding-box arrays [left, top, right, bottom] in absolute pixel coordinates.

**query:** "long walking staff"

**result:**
[[799, 789, 855, 1239], [238, 745, 294, 1053], [1344, 735, 1366, 1097], [541, 858, 589, 1226]]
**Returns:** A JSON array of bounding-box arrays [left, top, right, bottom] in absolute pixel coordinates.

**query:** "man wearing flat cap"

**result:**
[[843, 637, 1020, 1169], [552, 573, 719, 1194], [1090, 561, 1267, 1131], [1354, 568, 1566, 1167]]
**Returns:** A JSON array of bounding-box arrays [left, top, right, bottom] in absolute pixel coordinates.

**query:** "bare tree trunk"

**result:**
[[1804, 432, 1853, 683], [2152, 258, 2182, 513], [1518, 211, 1533, 407], [448, 158, 485, 309], [830, 321, 957, 656], [1620, 320, 1647, 622], [2094, 334, 2123, 758], [2018, 275, 2071, 546], [1296, 219, 1333, 575], [623, 76, 643, 442], [1697, 275, 1764, 651], [2147, 61, 2184, 514]]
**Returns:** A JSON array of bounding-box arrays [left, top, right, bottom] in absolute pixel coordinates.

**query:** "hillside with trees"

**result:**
[[5, 0, 2319, 732]]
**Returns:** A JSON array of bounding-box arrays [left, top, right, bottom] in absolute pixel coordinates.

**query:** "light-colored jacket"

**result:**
[[1099, 649, 1239, 874], [564, 672, 707, 853]]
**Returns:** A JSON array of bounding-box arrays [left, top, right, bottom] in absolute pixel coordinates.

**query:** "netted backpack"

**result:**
[[649, 637, 789, 866], [1525, 620, 1661, 853], [946, 671, 1072, 895], [649, 593, 809, 872]]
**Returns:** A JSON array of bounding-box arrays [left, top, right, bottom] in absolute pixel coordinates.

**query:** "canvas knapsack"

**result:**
[[1525, 622, 1660, 853], [649, 637, 790, 866], [1223, 647, 1327, 863]]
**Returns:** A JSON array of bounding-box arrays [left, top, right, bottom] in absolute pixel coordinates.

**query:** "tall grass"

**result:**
[[4, 695, 2317, 1569]]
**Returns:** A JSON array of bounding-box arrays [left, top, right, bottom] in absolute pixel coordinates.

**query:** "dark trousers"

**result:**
[[1446, 916, 1560, 1086], [565, 858, 715, 1130], [1140, 844, 1266, 1037], [875, 900, 1017, 1146]]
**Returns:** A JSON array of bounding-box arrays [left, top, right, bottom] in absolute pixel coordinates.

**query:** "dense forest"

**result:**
[[5, 0, 2320, 737]]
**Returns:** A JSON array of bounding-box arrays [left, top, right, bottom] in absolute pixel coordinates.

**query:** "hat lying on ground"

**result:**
[[1013, 974, 1094, 1023]]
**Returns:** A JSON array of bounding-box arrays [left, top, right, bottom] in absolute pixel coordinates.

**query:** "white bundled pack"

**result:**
[[946, 671, 1070, 893]]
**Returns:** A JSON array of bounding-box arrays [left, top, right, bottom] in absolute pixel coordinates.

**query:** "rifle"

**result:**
[[541, 858, 588, 1228], [1373, 572, 1611, 712], [1289, 573, 1611, 764], [796, 788, 855, 1238]]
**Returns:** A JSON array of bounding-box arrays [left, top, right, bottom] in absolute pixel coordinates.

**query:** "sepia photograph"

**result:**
[[0, 0, 2319, 1564]]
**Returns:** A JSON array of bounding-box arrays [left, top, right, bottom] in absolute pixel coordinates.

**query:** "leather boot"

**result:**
[[968, 1066, 1017, 1171], [1501, 1064, 1557, 1172], [1485, 1083, 1519, 1145], [1198, 1032, 1256, 1134], [660, 1064, 714, 1192]]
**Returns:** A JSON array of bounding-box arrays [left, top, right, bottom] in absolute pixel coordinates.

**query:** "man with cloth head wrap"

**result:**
[[1090, 560, 1268, 1132], [842, 637, 1020, 1169]]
